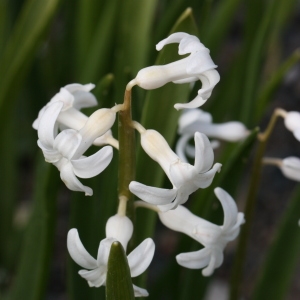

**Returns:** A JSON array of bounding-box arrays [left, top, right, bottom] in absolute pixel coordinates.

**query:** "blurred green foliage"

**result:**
[[0, 0, 299, 299]]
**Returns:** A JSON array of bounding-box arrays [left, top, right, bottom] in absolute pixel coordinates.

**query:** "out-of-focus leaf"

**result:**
[[0, 0, 61, 113], [79, 1, 119, 82], [134, 6, 198, 289], [106, 241, 135, 300], [252, 185, 300, 300], [255, 49, 300, 120], [204, 0, 241, 54], [113, 0, 158, 105], [9, 154, 60, 300]]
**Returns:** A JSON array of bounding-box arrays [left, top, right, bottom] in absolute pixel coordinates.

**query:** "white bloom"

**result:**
[[176, 108, 249, 161], [284, 111, 300, 141], [128, 32, 220, 110], [67, 215, 155, 297], [158, 187, 245, 276], [263, 156, 300, 182], [33, 83, 97, 130], [33, 83, 118, 148], [37, 102, 116, 195], [129, 130, 221, 211]]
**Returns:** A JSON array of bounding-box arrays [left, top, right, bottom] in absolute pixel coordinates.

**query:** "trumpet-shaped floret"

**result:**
[[129, 130, 221, 211], [37, 102, 116, 195], [128, 32, 220, 110], [158, 188, 245, 276]]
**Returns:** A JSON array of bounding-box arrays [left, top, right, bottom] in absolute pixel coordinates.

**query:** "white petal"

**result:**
[[294, 128, 300, 141], [54, 129, 82, 160], [194, 132, 214, 173], [196, 122, 249, 142], [186, 51, 217, 75], [127, 238, 155, 277], [38, 102, 63, 148], [281, 157, 300, 181], [37, 140, 61, 163], [141, 130, 178, 177], [97, 237, 115, 266], [169, 161, 197, 188], [76, 108, 116, 157], [129, 181, 177, 205], [33, 106, 47, 130], [57, 107, 88, 130], [133, 284, 149, 297], [50, 88, 74, 111], [105, 216, 133, 250], [174, 94, 207, 110], [64, 83, 95, 93], [214, 187, 239, 231], [284, 111, 300, 132], [72, 90, 97, 109], [173, 76, 198, 84], [156, 32, 190, 51], [178, 109, 212, 134], [60, 162, 93, 195], [67, 229, 97, 269], [79, 268, 106, 287], [192, 163, 222, 188], [176, 247, 211, 269], [175, 134, 191, 162], [202, 249, 223, 276], [72, 146, 113, 179]]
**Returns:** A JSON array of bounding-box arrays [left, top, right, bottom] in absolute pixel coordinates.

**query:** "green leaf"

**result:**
[[9, 154, 60, 300], [255, 49, 300, 120], [252, 185, 300, 300], [106, 241, 135, 300], [0, 0, 61, 112]]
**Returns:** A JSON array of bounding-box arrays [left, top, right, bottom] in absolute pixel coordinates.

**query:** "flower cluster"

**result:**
[[33, 32, 245, 296]]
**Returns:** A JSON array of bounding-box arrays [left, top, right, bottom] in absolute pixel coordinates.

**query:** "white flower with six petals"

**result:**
[[67, 215, 155, 297], [37, 101, 117, 195], [158, 187, 245, 276], [129, 129, 221, 211], [127, 32, 220, 110]]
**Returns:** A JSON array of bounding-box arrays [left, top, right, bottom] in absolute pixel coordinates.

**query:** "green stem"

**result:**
[[229, 108, 284, 299], [118, 88, 136, 222]]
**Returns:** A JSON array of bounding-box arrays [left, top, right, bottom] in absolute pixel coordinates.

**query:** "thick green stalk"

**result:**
[[118, 89, 136, 221], [229, 110, 284, 299]]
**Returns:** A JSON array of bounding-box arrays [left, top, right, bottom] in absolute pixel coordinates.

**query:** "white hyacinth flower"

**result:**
[[33, 83, 97, 130], [158, 188, 245, 276], [33, 83, 118, 148], [37, 101, 116, 195], [129, 129, 221, 211], [128, 32, 220, 110], [283, 111, 300, 141], [67, 215, 155, 297], [176, 108, 249, 161], [263, 157, 300, 182]]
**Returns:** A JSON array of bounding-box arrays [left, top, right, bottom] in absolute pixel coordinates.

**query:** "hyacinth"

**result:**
[[176, 108, 249, 161], [283, 111, 300, 141], [158, 188, 245, 276], [127, 32, 220, 110], [37, 101, 117, 195], [33, 83, 118, 148], [67, 215, 155, 297], [129, 128, 221, 211], [263, 157, 300, 182]]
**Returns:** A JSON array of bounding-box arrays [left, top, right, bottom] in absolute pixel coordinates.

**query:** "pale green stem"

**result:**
[[117, 89, 136, 221], [134, 200, 160, 213], [229, 108, 286, 300]]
